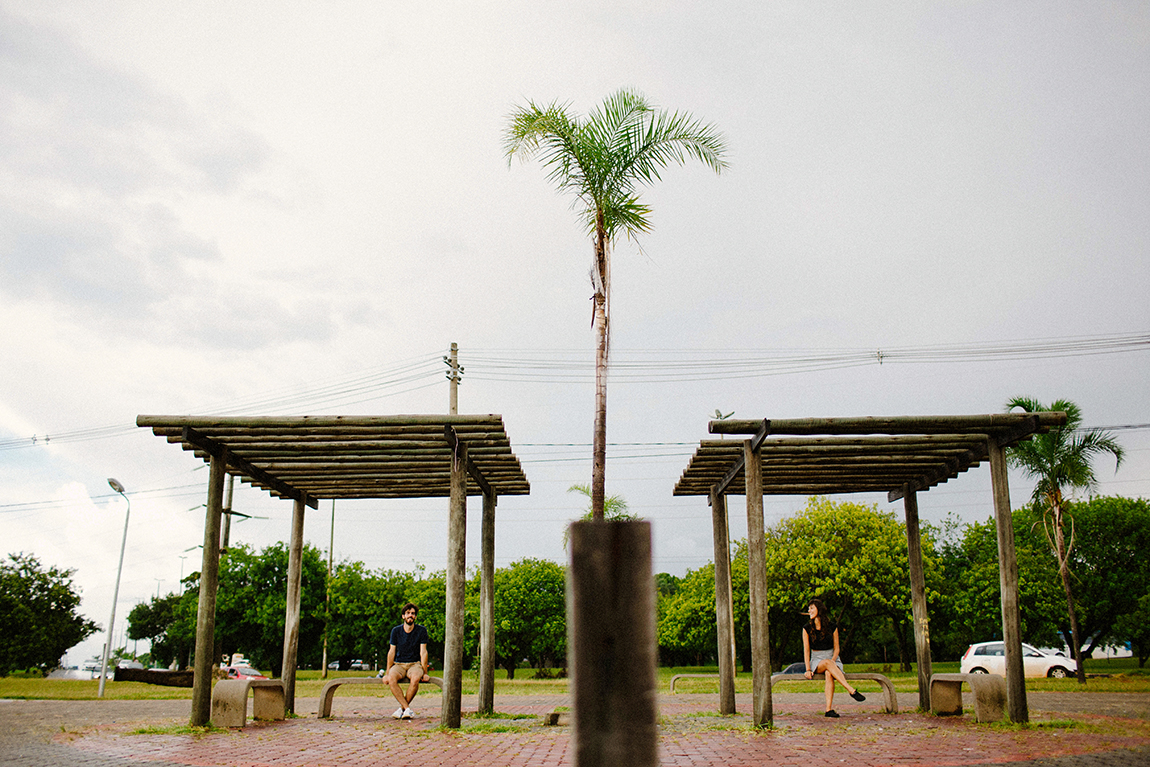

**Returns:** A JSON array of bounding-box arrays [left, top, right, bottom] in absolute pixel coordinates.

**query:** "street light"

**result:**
[[98, 478, 131, 697]]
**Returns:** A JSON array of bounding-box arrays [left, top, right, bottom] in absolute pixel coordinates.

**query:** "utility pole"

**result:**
[[220, 474, 235, 552], [444, 342, 462, 415], [321, 499, 335, 679]]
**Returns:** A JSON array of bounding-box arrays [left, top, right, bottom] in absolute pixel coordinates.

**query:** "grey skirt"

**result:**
[[809, 648, 843, 671]]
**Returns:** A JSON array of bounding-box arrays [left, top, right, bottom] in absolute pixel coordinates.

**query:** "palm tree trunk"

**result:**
[[1052, 502, 1086, 684], [590, 222, 609, 522], [592, 295, 607, 522]]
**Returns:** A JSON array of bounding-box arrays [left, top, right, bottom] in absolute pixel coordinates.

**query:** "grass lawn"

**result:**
[[4, 660, 1147, 700]]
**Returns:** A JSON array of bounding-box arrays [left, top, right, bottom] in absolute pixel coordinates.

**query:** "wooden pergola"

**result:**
[[673, 413, 1066, 727], [137, 414, 530, 727]]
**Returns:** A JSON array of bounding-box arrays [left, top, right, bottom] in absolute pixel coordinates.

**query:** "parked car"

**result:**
[[350, 659, 371, 671], [224, 665, 268, 680], [960, 641, 1076, 678]]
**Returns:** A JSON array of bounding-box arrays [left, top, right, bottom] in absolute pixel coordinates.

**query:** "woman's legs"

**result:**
[[815, 659, 858, 698]]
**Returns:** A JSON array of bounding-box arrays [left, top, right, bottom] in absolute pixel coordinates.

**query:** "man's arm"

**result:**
[[385, 644, 396, 675], [420, 643, 429, 681]]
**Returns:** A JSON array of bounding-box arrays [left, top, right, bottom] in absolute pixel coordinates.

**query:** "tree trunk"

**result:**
[[1053, 500, 1087, 685], [590, 223, 609, 522]]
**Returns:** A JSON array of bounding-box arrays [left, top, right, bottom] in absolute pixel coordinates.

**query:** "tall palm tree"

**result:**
[[505, 89, 727, 520], [1005, 397, 1124, 683]]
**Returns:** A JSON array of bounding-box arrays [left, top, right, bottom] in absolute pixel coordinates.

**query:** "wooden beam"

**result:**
[[181, 427, 318, 509], [712, 420, 769, 497], [444, 425, 494, 498], [710, 413, 1066, 436]]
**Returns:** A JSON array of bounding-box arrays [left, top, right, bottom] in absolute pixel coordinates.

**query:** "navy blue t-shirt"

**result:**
[[390, 623, 430, 663]]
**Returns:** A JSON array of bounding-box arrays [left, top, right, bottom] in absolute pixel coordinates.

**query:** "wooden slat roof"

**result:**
[[673, 413, 1066, 499], [137, 414, 530, 504]]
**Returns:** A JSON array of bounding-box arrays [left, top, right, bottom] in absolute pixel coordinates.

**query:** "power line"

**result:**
[[2, 333, 1146, 451]]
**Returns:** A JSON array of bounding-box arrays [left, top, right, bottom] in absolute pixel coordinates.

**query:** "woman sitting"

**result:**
[[802, 598, 866, 718]]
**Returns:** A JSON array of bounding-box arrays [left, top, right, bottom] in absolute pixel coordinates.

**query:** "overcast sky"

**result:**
[[2, 1, 1147, 667]]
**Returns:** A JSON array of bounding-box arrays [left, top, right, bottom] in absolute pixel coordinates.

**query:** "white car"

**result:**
[[960, 641, 1076, 678]]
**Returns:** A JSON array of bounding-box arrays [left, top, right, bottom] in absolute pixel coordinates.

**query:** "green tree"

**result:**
[[1115, 593, 1150, 667], [656, 564, 717, 665], [0, 553, 98, 675], [931, 511, 1064, 660], [1006, 397, 1124, 683], [404, 571, 448, 669], [174, 542, 328, 675], [759, 497, 923, 670], [491, 558, 566, 678], [505, 89, 726, 519], [126, 592, 188, 668], [1057, 496, 1150, 658], [327, 563, 414, 670]]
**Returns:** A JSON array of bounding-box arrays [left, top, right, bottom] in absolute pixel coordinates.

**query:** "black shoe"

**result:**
[[825, 710, 839, 718], [850, 690, 866, 702]]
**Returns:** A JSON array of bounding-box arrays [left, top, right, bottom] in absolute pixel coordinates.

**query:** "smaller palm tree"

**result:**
[[563, 484, 638, 550], [1006, 397, 1123, 683]]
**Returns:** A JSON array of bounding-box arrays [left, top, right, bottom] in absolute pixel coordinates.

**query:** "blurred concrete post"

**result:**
[[568, 520, 657, 767]]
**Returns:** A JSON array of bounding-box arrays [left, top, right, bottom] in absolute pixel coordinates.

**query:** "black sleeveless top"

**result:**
[[804, 619, 836, 651]]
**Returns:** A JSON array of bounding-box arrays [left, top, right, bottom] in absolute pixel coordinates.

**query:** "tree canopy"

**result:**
[[0, 553, 98, 675]]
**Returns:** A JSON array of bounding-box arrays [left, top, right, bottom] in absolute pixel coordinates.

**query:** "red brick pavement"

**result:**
[[55, 694, 1150, 767]]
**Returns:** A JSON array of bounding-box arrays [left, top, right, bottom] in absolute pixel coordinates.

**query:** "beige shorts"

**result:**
[[388, 661, 426, 681]]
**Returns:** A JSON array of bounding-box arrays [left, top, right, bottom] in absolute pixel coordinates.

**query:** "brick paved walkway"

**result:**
[[2, 692, 1148, 766]]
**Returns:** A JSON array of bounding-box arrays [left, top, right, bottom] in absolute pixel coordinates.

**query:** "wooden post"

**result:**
[[281, 494, 307, 713], [190, 451, 226, 726], [568, 520, 657, 767], [988, 440, 1028, 723], [902, 488, 932, 710], [322, 499, 334, 680], [478, 489, 496, 714], [744, 439, 773, 728], [441, 440, 467, 728], [710, 488, 736, 715]]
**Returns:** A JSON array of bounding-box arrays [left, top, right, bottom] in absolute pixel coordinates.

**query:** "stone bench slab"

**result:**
[[211, 678, 285, 728], [318, 675, 443, 719]]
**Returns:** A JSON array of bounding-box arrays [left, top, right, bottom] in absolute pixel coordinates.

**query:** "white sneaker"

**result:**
[[391, 707, 405, 719], [402, 708, 415, 719]]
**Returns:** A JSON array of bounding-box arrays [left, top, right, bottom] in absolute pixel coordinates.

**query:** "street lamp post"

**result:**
[[98, 478, 131, 697]]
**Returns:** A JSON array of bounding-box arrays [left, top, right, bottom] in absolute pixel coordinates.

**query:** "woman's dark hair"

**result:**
[[401, 602, 419, 616], [807, 598, 830, 637]]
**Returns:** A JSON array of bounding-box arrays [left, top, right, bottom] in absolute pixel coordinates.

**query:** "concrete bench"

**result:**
[[670, 671, 897, 714], [211, 678, 285, 728], [771, 671, 898, 714], [668, 673, 725, 694], [318, 675, 443, 719], [930, 672, 1006, 723]]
